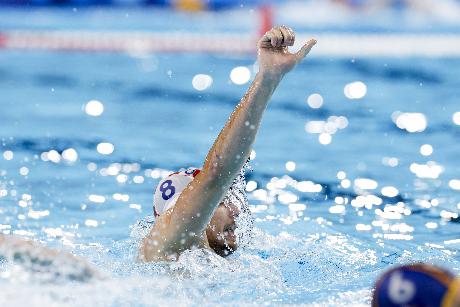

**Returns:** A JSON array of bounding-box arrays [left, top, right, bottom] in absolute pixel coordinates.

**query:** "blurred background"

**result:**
[[2, 0, 460, 54], [1, 0, 460, 306]]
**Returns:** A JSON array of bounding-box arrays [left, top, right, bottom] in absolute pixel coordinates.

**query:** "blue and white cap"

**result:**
[[131, 167, 202, 240], [153, 167, 201, 217]]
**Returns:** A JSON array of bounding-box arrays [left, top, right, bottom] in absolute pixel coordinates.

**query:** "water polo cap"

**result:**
[[372, 263, 460, 307], [153, 167, 201, 217], [153, 164, 251, 219]]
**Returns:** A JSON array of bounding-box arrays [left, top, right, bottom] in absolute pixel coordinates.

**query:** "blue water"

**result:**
[[1, 6, 460, 306]]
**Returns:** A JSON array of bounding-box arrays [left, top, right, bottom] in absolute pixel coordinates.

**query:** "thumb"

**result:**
[[295, 39, 317, 63]]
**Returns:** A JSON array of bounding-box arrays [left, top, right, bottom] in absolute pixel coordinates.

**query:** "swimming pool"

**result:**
[[1, 6, 460, 307]]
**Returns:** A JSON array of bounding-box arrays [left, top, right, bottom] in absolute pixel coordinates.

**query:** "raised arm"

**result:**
[[143, 26, 316, 257]]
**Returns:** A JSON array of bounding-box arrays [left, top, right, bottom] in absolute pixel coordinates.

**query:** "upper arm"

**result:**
[[157, 170, 226, 246]]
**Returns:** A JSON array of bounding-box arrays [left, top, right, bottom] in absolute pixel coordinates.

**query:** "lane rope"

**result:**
[[1, 30, 460, 57]]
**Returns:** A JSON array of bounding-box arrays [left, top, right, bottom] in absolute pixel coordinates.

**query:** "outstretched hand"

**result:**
[[257, 26, 316, 77]]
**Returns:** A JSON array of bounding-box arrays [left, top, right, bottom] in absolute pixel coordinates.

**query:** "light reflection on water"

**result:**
[[0, 52, 460, 305]]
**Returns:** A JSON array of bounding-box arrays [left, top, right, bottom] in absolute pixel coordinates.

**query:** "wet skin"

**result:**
[[139, 26, 316, 262], [206, 203, 240, 256]]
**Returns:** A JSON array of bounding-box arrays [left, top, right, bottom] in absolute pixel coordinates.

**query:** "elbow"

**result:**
[[202, 153, 226, 181], [198, 169, 226, 192], [202, 152, 245, 188]]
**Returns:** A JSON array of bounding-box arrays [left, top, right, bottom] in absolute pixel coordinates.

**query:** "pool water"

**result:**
[[2, 7, 460, 307]]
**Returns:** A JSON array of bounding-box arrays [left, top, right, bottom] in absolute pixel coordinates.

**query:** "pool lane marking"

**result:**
[[0, 32, 6, 48], [1, 30, 460, 57]]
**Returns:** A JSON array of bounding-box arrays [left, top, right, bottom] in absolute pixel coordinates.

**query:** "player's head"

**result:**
[[372, 263, 460, 307], [205, 165, 253, 256], [153, 165, 253, 257], [205, 201, 240, 256]]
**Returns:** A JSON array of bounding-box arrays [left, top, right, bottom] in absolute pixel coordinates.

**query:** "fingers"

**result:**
[[258, 25, 296, 48], [270, 28, 282, 47], [258, 32, 272, 48], [295, 39, 317, 63], [280, 26, 295, 46]]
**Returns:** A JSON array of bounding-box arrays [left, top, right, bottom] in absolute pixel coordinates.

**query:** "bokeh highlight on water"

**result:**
[[1, 6, 460, 307]]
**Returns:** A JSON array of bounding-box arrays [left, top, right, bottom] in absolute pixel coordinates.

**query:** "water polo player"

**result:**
[[372, 263, 460, 307], [138, 26, 317, 262]]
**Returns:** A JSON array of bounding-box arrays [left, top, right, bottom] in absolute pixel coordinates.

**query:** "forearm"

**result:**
[[202, 71, 282, 188], [202, 27, 316, 185]]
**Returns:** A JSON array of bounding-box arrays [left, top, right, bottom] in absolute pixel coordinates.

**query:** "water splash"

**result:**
[[223, 160, 254, 248]]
